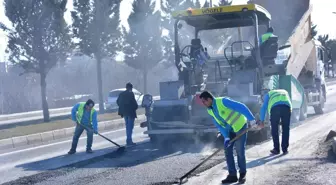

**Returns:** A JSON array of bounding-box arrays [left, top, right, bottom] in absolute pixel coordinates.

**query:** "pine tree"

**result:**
[[218, 0, 233, 6], [203, 1, 211, 8], [123, 0, 163, 93], [5, 0, 70, 122], [71, 0, 121, 113], [195, 0, 202, 8]]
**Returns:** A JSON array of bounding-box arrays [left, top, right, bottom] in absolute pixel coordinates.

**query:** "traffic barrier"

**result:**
[[12, 136, 28, 148], [0, 138, 13, 150], [65, 127, 75, 137], [0, 115, 146, 151], [52, 129, 66, 140], [41, 131, 54, 142], [27, 133, 42, 145]]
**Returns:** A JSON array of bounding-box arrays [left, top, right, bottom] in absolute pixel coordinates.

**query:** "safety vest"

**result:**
[[261, 32, 273, 43], [267, 89, 292, 114], [76, 102, 96, 126], [207, 98, 247, 133]]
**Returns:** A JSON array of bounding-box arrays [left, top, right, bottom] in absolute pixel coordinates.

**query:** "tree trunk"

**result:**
[[143, 68, 148, 94], [95, 55, 105, 113], [40, 71, 50, 122]]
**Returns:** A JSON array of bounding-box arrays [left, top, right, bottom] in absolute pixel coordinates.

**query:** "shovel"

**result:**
[[75, 121, 126, 154], [325, 130, 336, 142], [177, 127, 251, 185]]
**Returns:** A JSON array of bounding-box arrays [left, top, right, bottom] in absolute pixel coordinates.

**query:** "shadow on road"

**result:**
[[16, 141, 211, 169], [7, 137, 219, 185]]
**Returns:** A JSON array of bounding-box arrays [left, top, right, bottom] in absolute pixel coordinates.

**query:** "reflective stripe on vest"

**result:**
[[76, 102, 95, 125], [207, 98, 247, 133], [267, 89, 292, 114], [261, 32, 273, 43]]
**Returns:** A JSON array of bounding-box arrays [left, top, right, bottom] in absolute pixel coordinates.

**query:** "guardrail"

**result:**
[[0, 96, 160, 127]]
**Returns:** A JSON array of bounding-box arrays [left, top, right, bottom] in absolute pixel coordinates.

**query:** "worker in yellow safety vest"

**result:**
[[68, 99, 98, 155], [259, 89, 292, 155], [199, 91, 258, 184], [260, 27, 275, 44]]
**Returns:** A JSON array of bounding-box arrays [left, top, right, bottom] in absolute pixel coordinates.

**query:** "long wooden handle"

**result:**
[[75, 121, 122, 148], [179, 128, 250, 183], [229, 128, 250, 144], [97, 133, 122, 147]]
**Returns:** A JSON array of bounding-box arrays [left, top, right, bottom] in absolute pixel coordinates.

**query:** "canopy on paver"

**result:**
[[171, 4, 271, 30]]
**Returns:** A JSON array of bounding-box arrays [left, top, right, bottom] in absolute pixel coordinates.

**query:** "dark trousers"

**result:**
[[270, 105, 291, 152], [124, 116, 135, 144], [70, 125, 94, 151], [225, 124, 247, 175]]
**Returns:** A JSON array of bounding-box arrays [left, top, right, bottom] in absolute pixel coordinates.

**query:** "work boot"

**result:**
[[67, 150, 76, 155], [238, 173, 246, 184], [221, 175, 238, 184], [282, 150, 289, 155], [270, 149, 280, 155], [86, 149, 93, 153], [127, 142, 136, 147]]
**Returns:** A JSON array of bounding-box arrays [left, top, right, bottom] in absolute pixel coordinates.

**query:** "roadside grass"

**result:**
[[0, 109, 145, 140]]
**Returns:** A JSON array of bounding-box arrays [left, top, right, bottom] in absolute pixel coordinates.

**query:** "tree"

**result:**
[[195, 0, 202, 8], [218, 0, 233, 6], [203, 1, 211, 8], [318, 34, 329, 47], [123, 0, 163, 94], [5, 0, 70, 121], [311, 24, 318, 38], [71, 0, 121, 113]]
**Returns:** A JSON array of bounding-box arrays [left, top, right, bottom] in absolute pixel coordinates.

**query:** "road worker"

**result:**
[[68, 99, 98, 154], [259, 89, 292, 155], [199, 91, 257, 184], [260, 27, 275, 44]]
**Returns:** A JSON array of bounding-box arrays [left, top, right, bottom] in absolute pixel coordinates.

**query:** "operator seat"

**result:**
[[189, 39, 206, 89], [190, 39, 203, 59], [260, 36, 279, 66]]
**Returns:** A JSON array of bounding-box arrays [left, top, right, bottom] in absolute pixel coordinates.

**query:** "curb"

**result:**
[[0, 115, 146, 151], [332, 137, 336, 155]]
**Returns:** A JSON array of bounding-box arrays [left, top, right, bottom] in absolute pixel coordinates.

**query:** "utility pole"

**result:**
[[210, 0, 212, 7]]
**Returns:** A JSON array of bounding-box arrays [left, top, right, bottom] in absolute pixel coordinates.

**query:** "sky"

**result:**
[[0, 0, 336, 62]]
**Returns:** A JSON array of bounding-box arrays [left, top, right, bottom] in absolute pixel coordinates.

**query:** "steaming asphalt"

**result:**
[[1, 82, 336, 185]]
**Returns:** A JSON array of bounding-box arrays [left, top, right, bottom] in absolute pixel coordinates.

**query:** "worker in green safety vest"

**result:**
[[259, 89, 292, 155], [68, 99, 98, 155], [259, 27, 275, 44], [199, 91, 258, 184]]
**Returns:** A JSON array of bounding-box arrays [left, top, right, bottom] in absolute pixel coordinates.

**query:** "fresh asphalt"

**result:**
[[1, 82, 336, 185]]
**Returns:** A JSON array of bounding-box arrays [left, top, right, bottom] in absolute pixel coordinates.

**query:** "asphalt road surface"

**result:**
[[1, 84, 336, 185]]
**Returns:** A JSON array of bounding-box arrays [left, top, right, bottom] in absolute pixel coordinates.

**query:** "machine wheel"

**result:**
[[291, 108, 300, 123], [314, 93, 325, 115], [299, 96, 308, 121]]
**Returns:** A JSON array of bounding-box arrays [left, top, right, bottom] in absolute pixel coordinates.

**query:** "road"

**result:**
[[0, 96, 160, 128], [1, 85, 336, 185]]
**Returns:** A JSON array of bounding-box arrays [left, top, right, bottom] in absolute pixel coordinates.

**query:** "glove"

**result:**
[[93, 129, 98, 134], [249, 120, 258, 129], [216, 132, 224, 142], [224, 138, 231, 149]]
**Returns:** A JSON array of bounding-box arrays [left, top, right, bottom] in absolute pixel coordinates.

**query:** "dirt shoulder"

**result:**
[[0, 109, 145, 140], [270, 139, 336, 185]]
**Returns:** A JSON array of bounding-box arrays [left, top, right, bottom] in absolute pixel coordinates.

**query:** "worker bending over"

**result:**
[[199, 91, 257, 184], [259, 89, 292, 155], [68, 99, 98, 155]]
